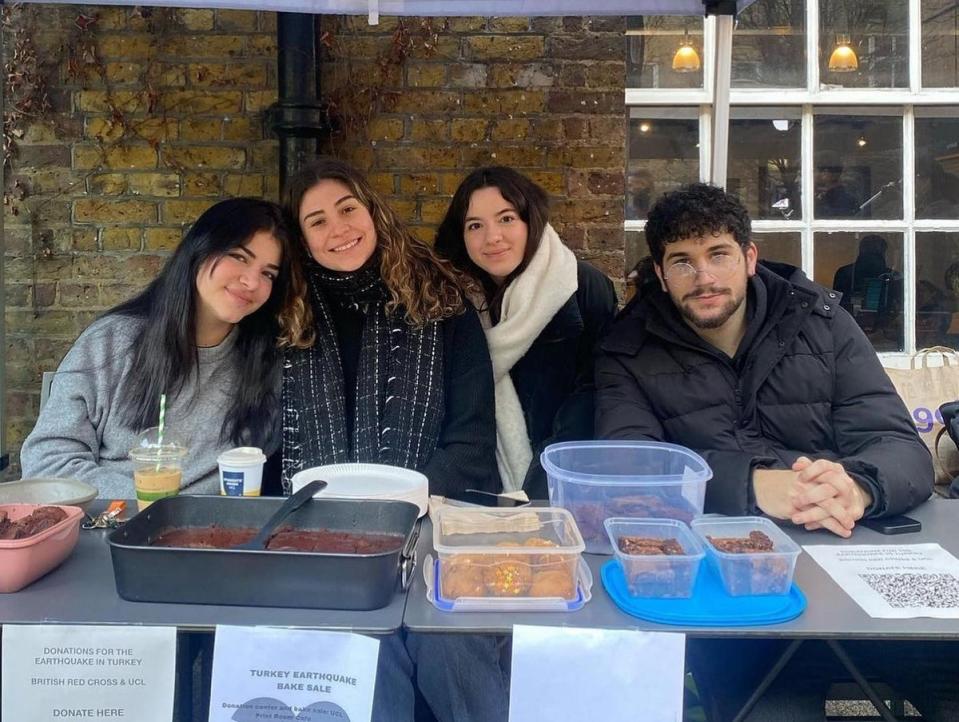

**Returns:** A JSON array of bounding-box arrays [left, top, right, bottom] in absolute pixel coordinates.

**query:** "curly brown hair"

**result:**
[[279, 158, 470, 345]]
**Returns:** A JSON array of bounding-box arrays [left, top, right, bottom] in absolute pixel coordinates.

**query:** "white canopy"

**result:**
[[17, 0, 755, 16]]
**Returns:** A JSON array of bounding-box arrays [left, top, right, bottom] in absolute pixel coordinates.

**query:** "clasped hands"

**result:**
[[753, 457, 872, 538]]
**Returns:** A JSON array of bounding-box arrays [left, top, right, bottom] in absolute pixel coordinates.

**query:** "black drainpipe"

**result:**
[[268, 13, 332, 195]]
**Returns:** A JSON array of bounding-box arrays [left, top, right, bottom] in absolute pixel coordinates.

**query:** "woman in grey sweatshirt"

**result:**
[[20, 198, 302, 499]]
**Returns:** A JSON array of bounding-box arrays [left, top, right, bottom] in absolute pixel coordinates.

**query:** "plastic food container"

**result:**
[[691, 516, 801, 597], [432, 506, 585, 604], [604, 518, 705, 598], [0, 504, 84, 593], [541, 441, 712, 554]]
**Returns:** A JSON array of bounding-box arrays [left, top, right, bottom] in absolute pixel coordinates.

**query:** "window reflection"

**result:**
[[917, 232, 959, 348], [627, 111, 699, 221], [814, 114, 903, 220], [733, 0, 805, 88], [755, 232, 801, 268], [915, 115, 959, 220], [815, 231, 904, 352], [922, 0, 959, 88], [627, 16, 704, 90], [820, 0, 909, 89], [729, 110, 802, 220]]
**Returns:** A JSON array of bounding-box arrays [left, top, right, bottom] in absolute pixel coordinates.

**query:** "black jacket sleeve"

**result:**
[[422, 306, 499, 497], [523, 266, 618, 498], [829, 310, 934, 516]]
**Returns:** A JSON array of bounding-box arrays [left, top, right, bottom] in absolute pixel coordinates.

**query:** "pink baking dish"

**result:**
[[0, 504, 84, 593]]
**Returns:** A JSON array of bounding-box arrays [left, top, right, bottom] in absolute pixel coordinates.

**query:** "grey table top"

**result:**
[[403, 497, 959, 638], [0, 505, 407, 634]]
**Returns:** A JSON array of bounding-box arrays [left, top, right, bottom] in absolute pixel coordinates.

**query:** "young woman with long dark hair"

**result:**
[[21, 198, 302, 497], [435, 166, 617, 498], [280, 157, 498, 496]]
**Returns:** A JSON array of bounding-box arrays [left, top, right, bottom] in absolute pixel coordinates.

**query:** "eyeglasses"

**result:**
[[663, 252, 741, 283]]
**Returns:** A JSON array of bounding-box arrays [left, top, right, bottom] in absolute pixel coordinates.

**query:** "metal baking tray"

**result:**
[[107, 495, 419, 610]]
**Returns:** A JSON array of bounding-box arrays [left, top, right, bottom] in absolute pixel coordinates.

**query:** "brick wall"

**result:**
[[319, 15, 627, 278], [2, 9, 627, 476], [2, 5, 279, 475]]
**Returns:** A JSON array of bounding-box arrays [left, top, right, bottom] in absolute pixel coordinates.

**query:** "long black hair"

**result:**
[[109, 198, 294, 448], [435, 166, 549, 322]]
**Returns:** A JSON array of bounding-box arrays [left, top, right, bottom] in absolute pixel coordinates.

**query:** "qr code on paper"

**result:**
[[860, 573, 959, 608]]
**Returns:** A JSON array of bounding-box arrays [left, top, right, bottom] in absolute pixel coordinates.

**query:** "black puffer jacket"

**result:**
[[595, 261, 933, 518], [513, 261, 617, 498]]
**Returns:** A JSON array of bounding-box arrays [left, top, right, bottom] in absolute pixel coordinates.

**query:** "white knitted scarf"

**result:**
[[474, 223, 579, 492]]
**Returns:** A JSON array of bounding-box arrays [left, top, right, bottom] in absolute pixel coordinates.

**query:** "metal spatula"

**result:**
[[236, 479, 327, 550]]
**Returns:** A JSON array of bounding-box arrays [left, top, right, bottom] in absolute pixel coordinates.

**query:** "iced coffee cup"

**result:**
[[217, 447, 266, 497], [130, 428, 187, 511]]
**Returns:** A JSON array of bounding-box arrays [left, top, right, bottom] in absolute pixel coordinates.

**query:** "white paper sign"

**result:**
[[508, 625, 685, 722], [804, 543, 959, 619], [208, 626, 380, 722], [1, 624, 176, 722]]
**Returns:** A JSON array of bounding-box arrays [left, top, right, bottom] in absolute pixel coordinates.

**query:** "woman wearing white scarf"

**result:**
[[436, 167, 618, 496]]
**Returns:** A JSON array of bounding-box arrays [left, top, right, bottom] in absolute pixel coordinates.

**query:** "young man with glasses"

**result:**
[[596, 183, 947, 721]]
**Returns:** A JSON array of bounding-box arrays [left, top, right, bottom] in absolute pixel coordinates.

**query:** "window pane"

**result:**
[[917, 232, 959, 348], [820, 1, 908, 89], [627, 111, 699, 221], [626, 229, 649, 279], [815, 231, 904, 352], [729, 110, 802, 220], [922, 0, 959, 88], [755, 232, 801, 267], [814, 113, 903, 220], [627, 16, 704, 89], [915, 115, 959, 220], [732, 0, 805, 88]]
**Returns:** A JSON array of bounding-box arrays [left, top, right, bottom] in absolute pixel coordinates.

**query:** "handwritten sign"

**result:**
[[1, 625, 176, 722], [508, 625, 685, 722], [208, 626, 379, 722]]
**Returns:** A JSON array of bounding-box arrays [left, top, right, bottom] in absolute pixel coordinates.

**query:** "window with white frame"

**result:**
[[626, 0, 959, 358]]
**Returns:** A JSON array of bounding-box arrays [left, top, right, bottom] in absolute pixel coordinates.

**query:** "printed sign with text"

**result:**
[[1, 624, 176, 722], [208, 626, 380, 722]]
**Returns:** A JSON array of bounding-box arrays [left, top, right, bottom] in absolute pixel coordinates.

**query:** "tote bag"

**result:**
[[885, 347, 959, 484]]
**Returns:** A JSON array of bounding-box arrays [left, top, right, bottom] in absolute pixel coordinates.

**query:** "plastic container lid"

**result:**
[[541, 440, 712, 486], [432, 506, 585, 555], [217, 447, 266, 467], [129, 427, 187, 463]]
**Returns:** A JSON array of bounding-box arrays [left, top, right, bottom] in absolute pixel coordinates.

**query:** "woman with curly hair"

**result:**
[[282, 159, 504, 722], [280, 158, 498, 497]]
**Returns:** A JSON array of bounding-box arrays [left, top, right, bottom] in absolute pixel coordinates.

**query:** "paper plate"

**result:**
[[0, 477, 98, 511], [291, 463, 428, 517]]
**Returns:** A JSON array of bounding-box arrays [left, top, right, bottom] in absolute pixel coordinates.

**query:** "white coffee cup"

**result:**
[[217, 447, 267, 497]]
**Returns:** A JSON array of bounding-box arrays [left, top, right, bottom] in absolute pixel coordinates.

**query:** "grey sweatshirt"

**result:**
[[20, 314, 242, 499]]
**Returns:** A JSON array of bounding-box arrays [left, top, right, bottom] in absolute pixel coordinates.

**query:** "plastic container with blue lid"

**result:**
[[605, 518, 705, 598], [541, 441, 712, 553]]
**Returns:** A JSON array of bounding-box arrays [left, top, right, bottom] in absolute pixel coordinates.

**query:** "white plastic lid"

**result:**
[[217, 447, 266, 467]]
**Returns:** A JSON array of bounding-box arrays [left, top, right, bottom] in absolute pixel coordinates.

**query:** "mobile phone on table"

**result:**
[[861, 514, 922, 535], [446, 489, 529, 508]]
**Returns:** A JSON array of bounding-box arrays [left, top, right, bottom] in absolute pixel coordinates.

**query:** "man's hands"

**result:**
[[752, 457, 872, 538]]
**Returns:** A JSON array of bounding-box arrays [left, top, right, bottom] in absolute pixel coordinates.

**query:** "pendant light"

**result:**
[[828, 33, 858, 73], [672, 29, 701, 73]]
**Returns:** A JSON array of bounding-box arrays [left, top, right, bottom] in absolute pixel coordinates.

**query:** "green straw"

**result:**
[[156, 393, 167, 472]]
